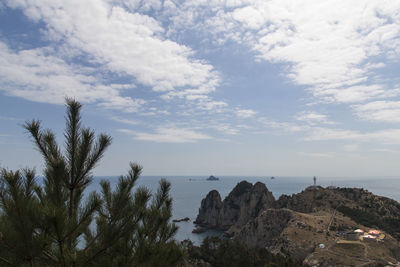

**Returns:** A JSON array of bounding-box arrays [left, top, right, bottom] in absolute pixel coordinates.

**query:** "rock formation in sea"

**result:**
[[194, 181, 275, 235], [194, 190, 222, 229]]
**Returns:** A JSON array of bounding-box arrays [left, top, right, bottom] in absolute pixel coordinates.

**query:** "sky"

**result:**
[[1, 0, 400, 177]]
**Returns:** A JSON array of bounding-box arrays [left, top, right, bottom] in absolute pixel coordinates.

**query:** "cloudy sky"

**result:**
[[1, 0, 400, 177]]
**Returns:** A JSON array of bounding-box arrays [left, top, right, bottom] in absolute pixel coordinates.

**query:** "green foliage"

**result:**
[[183, 237, 306, 267], [0, 99, 182, 266]]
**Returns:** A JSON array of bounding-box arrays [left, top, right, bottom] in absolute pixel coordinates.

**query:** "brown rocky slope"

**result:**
[[194, 181, 400, 266]]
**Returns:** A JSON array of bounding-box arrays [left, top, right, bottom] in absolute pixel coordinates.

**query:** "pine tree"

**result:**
[[0, 99, 182, 266]]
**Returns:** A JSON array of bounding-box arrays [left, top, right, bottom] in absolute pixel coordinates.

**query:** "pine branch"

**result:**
[[2, 170, 35, 263], [42, 130, 63, 164], [57, 240, 67, 267], [0, 256, 13, 266], [83, 214, 141, 265], [64, 99, 82, 231], [74, 128, 94, 186], [42, 250, 59, 264], [63, 193, 100, 243], [79, 134, 111, 182], [82, 230, 101, 253], [23, 120, 51, 162], [127, 162, 142, 185], [64, 98, 82, 188], [22, 168, 36, 198], [82, 180, 149, 264]]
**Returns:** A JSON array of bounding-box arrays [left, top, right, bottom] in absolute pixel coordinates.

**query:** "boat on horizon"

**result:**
[[207, 175, 219, 181]]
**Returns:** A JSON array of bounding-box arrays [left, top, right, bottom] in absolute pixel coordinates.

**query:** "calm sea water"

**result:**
[[90, 176, 400, 245]]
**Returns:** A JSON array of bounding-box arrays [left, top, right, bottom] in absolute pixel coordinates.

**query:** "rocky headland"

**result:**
[[194, 181, 275, 235], [194, 181, 400, 266]]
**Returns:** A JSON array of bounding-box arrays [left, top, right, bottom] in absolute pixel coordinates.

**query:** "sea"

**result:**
[[90, 176, 400, 245]]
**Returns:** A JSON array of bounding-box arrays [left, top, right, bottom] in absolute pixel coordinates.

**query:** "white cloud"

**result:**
[[112, 0, 163, 12], [168, 0, 400, 106], [353, 101, 400, 123], [0, 42, 145, 111], [304, 128, 363, 141], [0, 115, 19, 121], [295, 111, 335, 125], [5, 0, 220, 99], [99, 96, 146, 113], [232, 6, 266, 30], [297, 152, 334, 158], [197, 99, 228, 112], [208, 124, 239, 135], [4, 0, 400, 140], [259, 115, 400, 145], [305, 127, 400, 144], [1, 0, 227, 118], [343, 144, 359, 152], [258, 117, 307, 133], [319, 85, 386, 103], [236, 109, 257, 118], [119, 127, 212, 143], [372, 148, 400, 154], [110, 116, 138, 125]]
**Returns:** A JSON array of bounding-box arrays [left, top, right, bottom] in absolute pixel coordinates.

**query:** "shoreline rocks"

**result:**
[[192, 227, 206, 234], [173, 217, 190, 223]]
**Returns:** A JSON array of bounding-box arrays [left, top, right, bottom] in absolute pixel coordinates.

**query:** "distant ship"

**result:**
[[271, 176, 275, 179], [207, 175, 219, 181]]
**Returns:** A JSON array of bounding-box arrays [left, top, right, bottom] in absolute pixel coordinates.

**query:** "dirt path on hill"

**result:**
[[328, 240, 373, 266]]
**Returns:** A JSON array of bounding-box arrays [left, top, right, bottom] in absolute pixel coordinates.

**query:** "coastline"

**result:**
[[89, 175, 400, 244]]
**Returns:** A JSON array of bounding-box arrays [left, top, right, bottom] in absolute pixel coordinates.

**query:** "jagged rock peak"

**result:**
[[230, 180, 253, 197], [194, 190, 223, 228], [194, 181, 275, 232], [221, 181, 275, 231]]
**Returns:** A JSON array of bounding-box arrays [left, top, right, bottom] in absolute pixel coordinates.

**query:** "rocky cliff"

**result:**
[[194, 181, 275, 234], [235, 208, 293, 248], [193, 190, 223, 229], [195, 181, 400, 266]]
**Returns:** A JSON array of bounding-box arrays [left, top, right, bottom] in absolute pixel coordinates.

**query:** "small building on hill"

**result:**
[[346, 231, 361, 241], [368, 229, 381, 236]]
